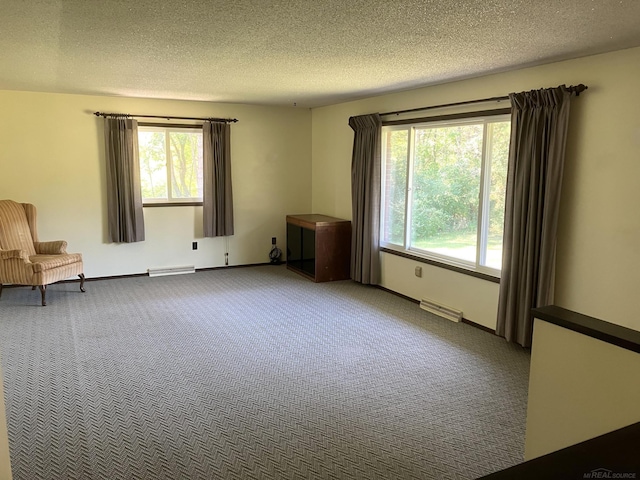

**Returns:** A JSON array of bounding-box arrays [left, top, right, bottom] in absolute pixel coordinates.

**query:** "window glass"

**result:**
[[381, 114, 510, 275], [410, 123, 482, 263], [139, 130, 169, 199], [382, 129, 409, 245], [138, 127, 203, 203], [168, 131, 203, 199], [484, 121, 510, 269]]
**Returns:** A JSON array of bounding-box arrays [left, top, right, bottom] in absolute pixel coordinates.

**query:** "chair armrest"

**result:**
[[0, 249, 31, 262], [34, 241, 68, 255]]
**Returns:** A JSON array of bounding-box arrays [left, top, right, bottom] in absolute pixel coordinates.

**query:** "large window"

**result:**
[[381, 113, 510, 275], [138, 125, 203, 204]]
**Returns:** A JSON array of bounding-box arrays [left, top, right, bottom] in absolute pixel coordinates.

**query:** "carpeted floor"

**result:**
[[0, 265, 530, 479]]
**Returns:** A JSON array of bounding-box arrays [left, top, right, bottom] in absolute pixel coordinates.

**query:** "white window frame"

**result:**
[[380, 113, 510, 278], [138, 125, 203, 205]]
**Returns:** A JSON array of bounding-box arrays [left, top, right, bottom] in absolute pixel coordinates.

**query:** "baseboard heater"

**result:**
[[420, 298, 463, 323], [147, 265, 195, 277]]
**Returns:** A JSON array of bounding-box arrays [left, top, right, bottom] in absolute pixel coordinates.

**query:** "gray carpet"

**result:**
[[0, 265, 530, 479]]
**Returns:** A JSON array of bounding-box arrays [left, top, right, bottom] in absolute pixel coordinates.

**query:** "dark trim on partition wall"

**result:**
[[532, 305, 640, 354], [375, 285, 497, 335], [382, 108, 511, 126], [478, 421, 640, 480], [380, 247, 500, 284]]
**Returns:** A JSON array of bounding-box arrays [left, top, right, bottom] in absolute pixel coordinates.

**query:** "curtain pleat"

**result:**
[[203, 121, 234, 237], [349, 113, 382, 284], [497, 86, 572, 347], [104, 118, 145, 243]]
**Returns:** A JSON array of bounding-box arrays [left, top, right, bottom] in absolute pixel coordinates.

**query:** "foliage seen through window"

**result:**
[[138, 126, 203, 203], [381, 115, 510, 273]]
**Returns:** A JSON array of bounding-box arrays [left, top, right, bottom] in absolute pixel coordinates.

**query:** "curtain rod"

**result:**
[[93, 112, 238, 123], [379, 84, 588, 117]]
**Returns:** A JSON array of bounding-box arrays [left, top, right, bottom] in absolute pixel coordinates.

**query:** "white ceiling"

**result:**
[[1, 0, 640, 108]]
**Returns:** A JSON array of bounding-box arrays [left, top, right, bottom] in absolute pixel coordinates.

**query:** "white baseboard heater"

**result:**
[[420, 298, 463, 323], [147, 265, 195, 277]]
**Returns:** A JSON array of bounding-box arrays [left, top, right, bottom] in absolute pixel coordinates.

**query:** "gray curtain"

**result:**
[[497, 86, 572, 347], [203, 121, 234, 237], [349, 113, 382, 284], [104, 117, 145, 243]]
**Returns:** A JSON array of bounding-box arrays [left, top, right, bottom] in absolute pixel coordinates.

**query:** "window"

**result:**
[[381, 113, 510, 276], [138, 125, 203, 204]]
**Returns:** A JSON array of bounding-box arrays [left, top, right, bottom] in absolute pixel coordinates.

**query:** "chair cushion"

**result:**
[[34, 241, 68, 255], [0, 200, 36, 256], [29, 253, 83, 273]]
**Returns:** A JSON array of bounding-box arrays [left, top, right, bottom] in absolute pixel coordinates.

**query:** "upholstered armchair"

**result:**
[[0, 200, 85, 306]]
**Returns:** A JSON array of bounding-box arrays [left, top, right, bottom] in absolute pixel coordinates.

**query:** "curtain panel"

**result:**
[[203, 121, 234, 237], [104, 117, 145, 243], [497, 86, 572, 347], [349, 113, 382, 285]]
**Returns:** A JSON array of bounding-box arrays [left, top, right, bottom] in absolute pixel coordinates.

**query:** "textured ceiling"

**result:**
[[1, 0, 640, 108]]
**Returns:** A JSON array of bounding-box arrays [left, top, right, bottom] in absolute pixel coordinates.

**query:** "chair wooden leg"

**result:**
[[79, 273, 86, 293], [39, 285, 47, 306]]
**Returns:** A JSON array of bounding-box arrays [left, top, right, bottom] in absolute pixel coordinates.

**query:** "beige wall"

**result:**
[[3, 48, 639, 329], [524, 320, 640, 460], [0, 91, 311, 277], [311, 47, 640, 332], [380, 254, 500, 330]]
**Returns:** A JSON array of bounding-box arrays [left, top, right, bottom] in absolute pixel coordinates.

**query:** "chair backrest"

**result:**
[[0, 200, 37, 256]]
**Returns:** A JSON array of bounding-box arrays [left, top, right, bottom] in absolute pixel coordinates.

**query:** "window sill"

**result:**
[[143, 202, 203, 207], [380, 247, 500, 284]]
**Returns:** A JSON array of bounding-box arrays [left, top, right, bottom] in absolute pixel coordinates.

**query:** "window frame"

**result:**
[[137, 122, 204, 207], [380, 108, 511, 279]]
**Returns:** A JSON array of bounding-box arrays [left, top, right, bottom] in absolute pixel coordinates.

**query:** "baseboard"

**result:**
[[196, 262, 272, 273], [375, 285, 497, 335], [5, 268, 496, 336], [461, 318, 496, 335], [375, 285, 419, 305], [4, 262, 276, 286], [88, 262, 273, 282]]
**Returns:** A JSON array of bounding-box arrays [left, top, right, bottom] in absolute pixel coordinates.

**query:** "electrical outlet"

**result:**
[[192, 242, 198, 250], [272, 237, 276, 245], [415, 266, 422, 277]]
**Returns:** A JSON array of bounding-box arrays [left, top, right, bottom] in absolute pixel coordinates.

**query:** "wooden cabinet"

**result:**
[[286, 214, 351, 282]]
